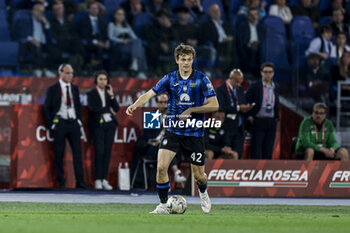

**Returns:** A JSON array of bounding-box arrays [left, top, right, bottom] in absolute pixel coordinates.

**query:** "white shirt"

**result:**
[[97, 88, 106, 107], [211, 19, 227, 43], [249, 22, 258, 44], [57, 79, 76, 120], [305, 37, 335, 58], [33, 17, 47, 44], [89, 15, 99, 34]]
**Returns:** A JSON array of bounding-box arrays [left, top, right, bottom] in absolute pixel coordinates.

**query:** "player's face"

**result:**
[[176, 54, 193, 74], [312, 108, 326, 125], [96, 74, 108, 89], [60, 65, 74, 83]]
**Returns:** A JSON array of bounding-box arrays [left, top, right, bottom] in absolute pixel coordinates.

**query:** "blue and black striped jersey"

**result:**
[[152, 70, 216, 137]]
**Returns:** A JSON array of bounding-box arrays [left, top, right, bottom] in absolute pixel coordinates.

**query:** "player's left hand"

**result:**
[[179, 109, 192, 121]]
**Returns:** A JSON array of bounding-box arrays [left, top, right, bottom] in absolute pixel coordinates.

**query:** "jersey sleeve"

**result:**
[[152, 74, 170, 94], [201, 75, 216, 98]]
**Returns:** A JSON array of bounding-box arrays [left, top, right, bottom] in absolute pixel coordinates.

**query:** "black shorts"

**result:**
[[297, 147, 341, 160], [159, 131, 205, 166]]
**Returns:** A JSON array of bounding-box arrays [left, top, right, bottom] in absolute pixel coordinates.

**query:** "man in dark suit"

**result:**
[[50, 2, 85, 73], [216, 69, 252, 158], [87, 70, 120, 190], [77, 1, 110, 69], [199, 4, 235, 71], [43, 63, 88, 189], [13, 3, 54, 77], [236, 8, 264, 76], [246, 62, 280, 159]]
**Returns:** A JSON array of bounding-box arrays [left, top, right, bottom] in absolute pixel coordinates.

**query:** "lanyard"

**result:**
[[60, 85, 73, 106], [314, 123, 325, 142], [226, 81, 239, 105], [262, 85, 274, 105]]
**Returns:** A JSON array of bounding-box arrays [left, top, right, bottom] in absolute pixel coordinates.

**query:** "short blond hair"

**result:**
[[174, 44, 196, 60]]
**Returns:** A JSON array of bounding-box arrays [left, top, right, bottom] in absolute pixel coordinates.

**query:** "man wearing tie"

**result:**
[[216, 69, 252, 158], [305, 24, 335, 60], [43, 63, 88, 189]]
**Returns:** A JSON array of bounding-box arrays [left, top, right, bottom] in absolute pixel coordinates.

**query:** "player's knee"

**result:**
[[193, 172, 206, 184], [157, 163, 168, 175]]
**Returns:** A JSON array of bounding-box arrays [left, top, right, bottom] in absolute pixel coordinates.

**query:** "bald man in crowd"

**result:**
[[215, 69, 252, 158]]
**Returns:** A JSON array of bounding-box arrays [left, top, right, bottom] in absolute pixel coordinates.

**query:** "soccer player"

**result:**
[[126, 44, 219, 214]]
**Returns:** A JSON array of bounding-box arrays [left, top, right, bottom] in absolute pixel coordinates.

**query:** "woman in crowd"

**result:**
[[108, 7, 147, 79], [87, 70, 120, 190]]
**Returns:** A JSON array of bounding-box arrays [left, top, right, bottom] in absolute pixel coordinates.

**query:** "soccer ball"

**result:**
[[166, 195, 187, 214]]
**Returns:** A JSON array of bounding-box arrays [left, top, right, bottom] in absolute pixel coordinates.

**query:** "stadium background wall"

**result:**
[[3, 76, 300, 189]]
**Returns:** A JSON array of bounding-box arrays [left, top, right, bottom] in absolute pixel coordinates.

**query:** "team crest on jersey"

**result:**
[[179, 93, 190, 102]]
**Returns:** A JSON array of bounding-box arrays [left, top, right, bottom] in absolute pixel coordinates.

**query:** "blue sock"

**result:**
[[197, 182, 207, 193], [157, 182, 170, 203]]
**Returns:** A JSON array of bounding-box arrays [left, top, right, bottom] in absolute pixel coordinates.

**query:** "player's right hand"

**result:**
[[126, 105, 136, 116]]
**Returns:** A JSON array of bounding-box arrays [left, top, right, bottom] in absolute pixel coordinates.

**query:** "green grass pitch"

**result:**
[[0, 202, 349, 233]]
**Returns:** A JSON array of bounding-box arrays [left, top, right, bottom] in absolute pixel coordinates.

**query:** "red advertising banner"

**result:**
[[197, 159, 350, 198], [10, 104, 146, 189]]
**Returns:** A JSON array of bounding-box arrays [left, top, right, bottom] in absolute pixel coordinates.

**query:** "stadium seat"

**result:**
[[318, 0, 332, 14], [103, 0, 125, 14], [290, 16, 315, 44], [262, 15, 286, 37], [169, 0, 183, 10], [202, 0, 226, 21], [0, 0, 6, 9], [0, 41, 19, 72], [72, 0, 84, 5], [0, 10, 10, 41], [318, 16, 332, 27], [132, 13, 154, 39], [12, 0, 25, 9], [11, 10, 32, 41], [288, 0, 301, 8], [131, 158, 157, 190], [228, 0, 245, 15]]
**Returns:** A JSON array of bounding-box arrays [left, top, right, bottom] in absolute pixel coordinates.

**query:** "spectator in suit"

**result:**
[[330, 50, 350, 105], [50, 2, 84, 74], [236, 7, 264, 76], [246, 62, 280, 159], [332, 31, 350, 59], [330, 8, 350, 42], [50, 0, 76, 21], [182, 0, 205, 23], [146, 0, 170, 16], [300, 53, 331, 102], [43, 64, 88, 189], [216, 69, 253, 158], [77, 0, 105, 15], [121, 0, 146, 24], [305, 24, 335, 60], [269, 0, 293, 25], [87, 71, 120, 190], [172, 6, 215, 77], [14, 3, 55, 77], [321, 0, 345, 17], [292, 0, 320, 28], [108, 8, 147, 79], [199, 4, 235, 73], [238, 0, 267, 19], [77, 1, 110, 71], [205, 111, 238, 160], [295, 102, 348, 161], [144, 10, 175, 74]]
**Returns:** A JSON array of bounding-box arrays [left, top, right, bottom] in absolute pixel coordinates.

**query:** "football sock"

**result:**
[[197, 182, 207, 193], [157, 182, 170, 204]]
